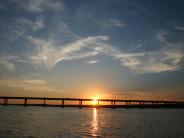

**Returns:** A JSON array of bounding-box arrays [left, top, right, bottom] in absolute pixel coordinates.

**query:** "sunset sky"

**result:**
[[0, 0, 184, 100]]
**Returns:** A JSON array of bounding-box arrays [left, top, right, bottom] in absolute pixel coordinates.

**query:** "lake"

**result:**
[[0, 106, 184, 138]]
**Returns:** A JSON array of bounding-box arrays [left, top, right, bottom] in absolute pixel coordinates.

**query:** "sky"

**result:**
[[0, 0, 184, 100]]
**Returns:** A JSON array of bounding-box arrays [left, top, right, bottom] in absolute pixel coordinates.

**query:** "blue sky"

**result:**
[[0, 0, 184, 100]]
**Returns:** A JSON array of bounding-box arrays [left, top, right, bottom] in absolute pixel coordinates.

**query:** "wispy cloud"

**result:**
[[147, 30, 184, 73], [87, 60, 99, 64], [20, 32, 183, 73], [13, 0, 64, 13], [26, 35, 107, 68], [98, 19, 125, 30], [25, 36, 144, 72], [0, 77, 57, 93], [174, 25, 184, 31], [25, 35, 144, 70], [1, 27, 183, 74], [15, 17, 45, 32], [0, 54, 20, 74], [133, 49, 183, 73], [0, 58, 15, 72], [155, 30, 168, 43]]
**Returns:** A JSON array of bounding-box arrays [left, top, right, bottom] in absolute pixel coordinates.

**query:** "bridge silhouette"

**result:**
[[0, 96, 184, 108]]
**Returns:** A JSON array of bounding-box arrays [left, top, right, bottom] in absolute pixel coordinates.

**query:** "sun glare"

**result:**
[[91, 96, 99, 105], [92, 99, 98, 105]]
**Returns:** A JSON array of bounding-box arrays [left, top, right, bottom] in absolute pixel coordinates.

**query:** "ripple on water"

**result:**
[[0, 107, 184, 138]]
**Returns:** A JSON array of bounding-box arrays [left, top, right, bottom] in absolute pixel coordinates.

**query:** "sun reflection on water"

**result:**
[[90, 108, 98, 137]]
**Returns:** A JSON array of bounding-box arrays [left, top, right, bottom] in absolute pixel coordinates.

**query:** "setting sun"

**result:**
[[92, 99, 98, 105], [91, 96, 99, 105]]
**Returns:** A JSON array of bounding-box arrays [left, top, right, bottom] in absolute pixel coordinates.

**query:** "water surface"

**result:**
[[0, 106, 184, 138]]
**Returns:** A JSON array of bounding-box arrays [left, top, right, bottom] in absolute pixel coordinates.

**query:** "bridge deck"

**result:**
[[0, 96, 184, 108]]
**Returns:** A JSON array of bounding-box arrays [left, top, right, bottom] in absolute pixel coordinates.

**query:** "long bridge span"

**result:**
[[0, 96, 184, 108]]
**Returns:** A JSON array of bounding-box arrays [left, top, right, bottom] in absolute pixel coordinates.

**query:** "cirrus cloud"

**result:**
[[24, 33, 184, 73], [13, 0, 64, 13]]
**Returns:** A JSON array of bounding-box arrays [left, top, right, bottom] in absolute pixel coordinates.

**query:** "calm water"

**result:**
[[0, 106, 184, 138]]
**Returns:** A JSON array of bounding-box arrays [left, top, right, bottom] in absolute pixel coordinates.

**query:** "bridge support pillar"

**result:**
[[97, 100, 99, 107], [24, 98, 27, 106], [111, 101, 113, 106], [125, 101, 128, 108], [4, 98, 8, 106], [62, 99, 64, 108], [111, 100, 114, 109], [79, 99, 82, 108], [114, 100, 116, 108], [111, 100, 116, 109], [44, 98, 46, 107]]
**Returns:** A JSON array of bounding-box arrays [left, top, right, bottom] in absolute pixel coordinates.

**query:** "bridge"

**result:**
[[0, 96, 184, 108]]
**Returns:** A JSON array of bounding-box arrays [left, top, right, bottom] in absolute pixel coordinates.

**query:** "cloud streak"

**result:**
[[1, 26, 183, 74], [13, 0, 64, 13], [26, 35, 145, 70], [174, 25, 184, 31], [0, 54, 20, 75], [26, 35, 106, 68], [0, 77, 58, 93], [15, 17, 45, 32], [0, 58, 15, 72], [87, 60, 99, 64], [98, 19, 125, 30], [24, 32, 184, 73]]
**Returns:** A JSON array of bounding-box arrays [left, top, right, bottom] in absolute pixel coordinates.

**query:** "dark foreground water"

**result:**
[[0, 106, 184, 138]]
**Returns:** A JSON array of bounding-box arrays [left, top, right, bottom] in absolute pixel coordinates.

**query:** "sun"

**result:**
[[92, 99, 98, 105], [91, 96, 99, 105]]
